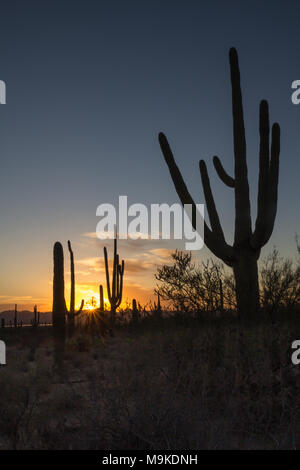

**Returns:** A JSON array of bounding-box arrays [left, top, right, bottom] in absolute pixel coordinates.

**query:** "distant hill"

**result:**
[[0, 310, 52, 325]]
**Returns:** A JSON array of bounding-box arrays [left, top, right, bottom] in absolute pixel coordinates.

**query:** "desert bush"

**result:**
[[67, 332, 93, 352], [155, 251, 235, 314], [260, 247, 300, 315]]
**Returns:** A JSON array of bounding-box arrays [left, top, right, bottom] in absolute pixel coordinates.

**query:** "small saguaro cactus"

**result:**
[[159, 48, 280, 319], [154, 292, 162, 318], [157, 292, 161, 315], [32, 305, 40, 328], [132, 298, 139, 323], [14, 304, 17, 328], [99, 284, 104, 312], [67, 240, 84, 336], [104, 235, 125, 322]]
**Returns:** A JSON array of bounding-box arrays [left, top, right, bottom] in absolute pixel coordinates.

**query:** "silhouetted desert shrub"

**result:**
[[260, 247, 300, 316]]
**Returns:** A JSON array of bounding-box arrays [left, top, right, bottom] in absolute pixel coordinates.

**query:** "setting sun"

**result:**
[[74, 291, 110, 311]]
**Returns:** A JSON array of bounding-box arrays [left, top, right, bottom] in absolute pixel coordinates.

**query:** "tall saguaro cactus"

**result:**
[[52, 240, 84, 353], [104, 236, 125, 321], [52, 242, 67, 357], [67, 240, 84, 336], [99, 284, 104, 311], [158, 48, 280, 319]]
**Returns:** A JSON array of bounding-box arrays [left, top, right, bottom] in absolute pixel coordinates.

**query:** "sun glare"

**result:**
[[75, 291, 110, 311], [85, 304, 96, 311]]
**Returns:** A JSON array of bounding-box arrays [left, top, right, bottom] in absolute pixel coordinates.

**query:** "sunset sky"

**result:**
[[0, 0, 300, 311]]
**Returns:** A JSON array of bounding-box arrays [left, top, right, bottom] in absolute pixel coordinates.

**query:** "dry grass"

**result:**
[[0, 315, 300, 449]]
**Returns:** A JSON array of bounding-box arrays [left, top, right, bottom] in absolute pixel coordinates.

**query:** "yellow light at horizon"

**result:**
[[85, 304, 96, 311], [74, 290, 110, 311]]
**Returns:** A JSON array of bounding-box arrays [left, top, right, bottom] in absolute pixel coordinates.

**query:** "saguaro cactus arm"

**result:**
[[251, 108, 280, 249], [116, 260, 124, 308], [158, 132, 235, 265], [112, 239, 117, 302], [104, 246, 112, 303], [213, 156, 235, 188], [266, 124, 280, 234], [74, 300, 84, 316], [199, 159, 226, 242]]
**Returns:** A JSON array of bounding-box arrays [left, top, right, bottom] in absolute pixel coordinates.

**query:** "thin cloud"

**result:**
[[148, 248, 173, 260]]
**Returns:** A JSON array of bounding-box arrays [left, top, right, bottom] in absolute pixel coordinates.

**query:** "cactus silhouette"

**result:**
[[32, 304, 40, 328], [153, 292, 162, 318], [14, 304, 17, 328], [67, 240, 84, 336], [104, 235, 125, 322], [159, 48, 280, 319], [52, 240, 84, 364], [52, 242, 66, 362], [132, 298, 139, 323], [99, 284, 104, 311]]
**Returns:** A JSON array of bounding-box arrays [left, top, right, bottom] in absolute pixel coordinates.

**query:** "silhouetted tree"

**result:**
[[260, 247, 300, 315], [155, 251, 227, 313]]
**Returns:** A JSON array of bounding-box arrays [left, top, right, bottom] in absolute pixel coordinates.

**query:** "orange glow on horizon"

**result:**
[[74, 291, 110, 311], [73, 286, 140, 311], [0, 283, 154, 313]]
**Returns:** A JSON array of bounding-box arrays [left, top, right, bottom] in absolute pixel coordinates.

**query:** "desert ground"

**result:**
[[0, 313, 299, 450]]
